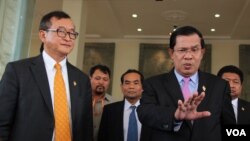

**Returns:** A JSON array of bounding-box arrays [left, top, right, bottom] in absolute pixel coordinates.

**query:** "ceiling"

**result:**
[[33, 0, 250, 40], [85, 0, 250, 40]]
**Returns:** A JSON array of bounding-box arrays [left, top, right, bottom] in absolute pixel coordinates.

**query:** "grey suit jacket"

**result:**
[[137, 69, 236, 141], [0, 55, 93, 141]]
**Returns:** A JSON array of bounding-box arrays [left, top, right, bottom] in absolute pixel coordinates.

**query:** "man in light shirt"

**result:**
[[98, 69, 150, 141], [137, 26, 235, 141], [0, 11, 93, 141]]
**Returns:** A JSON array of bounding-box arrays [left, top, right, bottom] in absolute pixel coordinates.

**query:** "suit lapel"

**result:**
[[197, 71, 211, 106], [163, 70, 184, 106], [30, 55, 53, 116], [238, 100, 242, 123], [237, 99, 247, 123], [163, 70, 194, 128], [193, 71, 216, 128], [197, 71, 208, 94], [67, 62, 80, 125], [119, 101, 126, 140]]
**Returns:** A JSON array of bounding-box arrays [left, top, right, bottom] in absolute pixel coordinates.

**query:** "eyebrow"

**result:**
[[125, 80, 140, 82], [57, 26, 76, 31], [178, 44, 199, 49], [192, 44, 200, 48]]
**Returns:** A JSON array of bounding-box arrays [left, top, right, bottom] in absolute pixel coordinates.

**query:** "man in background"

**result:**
[[98, 69, 149, 141], [89, 64, 116, 141], [217, 65, 250, 124]]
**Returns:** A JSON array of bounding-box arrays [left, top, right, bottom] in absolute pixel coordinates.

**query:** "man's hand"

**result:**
[[174, 92, 211, 121]]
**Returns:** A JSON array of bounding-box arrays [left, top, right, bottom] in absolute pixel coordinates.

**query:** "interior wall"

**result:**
[[85, 39, 250, 100], [29, 35, 250, 101], [209, 40, 242, 74], [27, 1, 250, 101]]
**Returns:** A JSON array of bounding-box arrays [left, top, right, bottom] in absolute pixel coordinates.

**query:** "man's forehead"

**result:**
[[50, 17, 75, 29], [174, 43, 201, 49]]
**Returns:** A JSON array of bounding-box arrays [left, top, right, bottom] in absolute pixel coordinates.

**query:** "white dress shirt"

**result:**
[[42, 51, 72, 141], [231, 98, 238, 123]]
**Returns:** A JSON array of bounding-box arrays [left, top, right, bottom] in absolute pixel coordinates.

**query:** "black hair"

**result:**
[[217, 65, 244, 83], [39, 10, 71, 31], [120, 69, 144, 84], [89, 64, 111, 77], [169, 26, 205, 49]]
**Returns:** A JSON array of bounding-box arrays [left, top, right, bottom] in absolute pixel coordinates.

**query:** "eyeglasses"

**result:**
[[174, 47, 201, 55], [46, 27, 79, 40]]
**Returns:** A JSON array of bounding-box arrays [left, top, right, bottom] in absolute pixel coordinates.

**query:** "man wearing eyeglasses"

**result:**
[[137, 26, 236, 141], [0, 11, 93, 141]]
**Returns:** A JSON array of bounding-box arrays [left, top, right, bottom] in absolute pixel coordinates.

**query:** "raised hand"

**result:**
[[174, 92, 211, 121]]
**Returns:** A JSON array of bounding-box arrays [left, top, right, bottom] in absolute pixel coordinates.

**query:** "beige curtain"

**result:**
[[0, 0, 36, 78], [0, 0, 6, 40]]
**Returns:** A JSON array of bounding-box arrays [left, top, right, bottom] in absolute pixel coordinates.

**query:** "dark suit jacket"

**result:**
[[137, 69, 236, 141], [237, 98, 250, 124], [98, 101, 124, 141], [0, 55, 93, 141], [98, 101, 151, 141]]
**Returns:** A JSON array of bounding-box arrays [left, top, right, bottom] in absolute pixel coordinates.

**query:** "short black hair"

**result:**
[[120, 69, 144, 84], [89, 64, 111, 77], [39, 10, 71, 31], [169, 26, 205, 49], [217, 65, 244, 83]]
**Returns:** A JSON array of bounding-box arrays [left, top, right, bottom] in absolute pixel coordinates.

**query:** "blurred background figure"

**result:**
[[217, 65, 250, 124], [89, 64, 116, 141], [98, 69, 150, 141]]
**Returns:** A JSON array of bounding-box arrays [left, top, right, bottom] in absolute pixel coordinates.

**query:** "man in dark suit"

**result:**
[[217, 65, 250, 124], [0, 11, 93, 141], [137, 26, 236, 141], [98, 69, 149, 141]]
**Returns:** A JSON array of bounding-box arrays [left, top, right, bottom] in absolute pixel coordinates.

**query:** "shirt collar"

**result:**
[[232, 98, 238, 107], [124, 99, 140, 111], [174, 69, 198, 85], [42, 51, 67, 70]]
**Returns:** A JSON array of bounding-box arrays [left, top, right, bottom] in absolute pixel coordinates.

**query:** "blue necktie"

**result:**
[[127, 106, 138, 141]]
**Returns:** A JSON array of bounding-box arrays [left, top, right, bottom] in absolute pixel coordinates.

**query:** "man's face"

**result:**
[[121, 73, 143, 101], [222, 72, 242, 99], [39, 17, 76, 60], [90, 69, 110, 96], [169, 34, 205, 77]]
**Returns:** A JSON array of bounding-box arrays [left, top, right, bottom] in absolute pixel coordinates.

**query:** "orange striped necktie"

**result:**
[[54, 63, 72, 141]]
